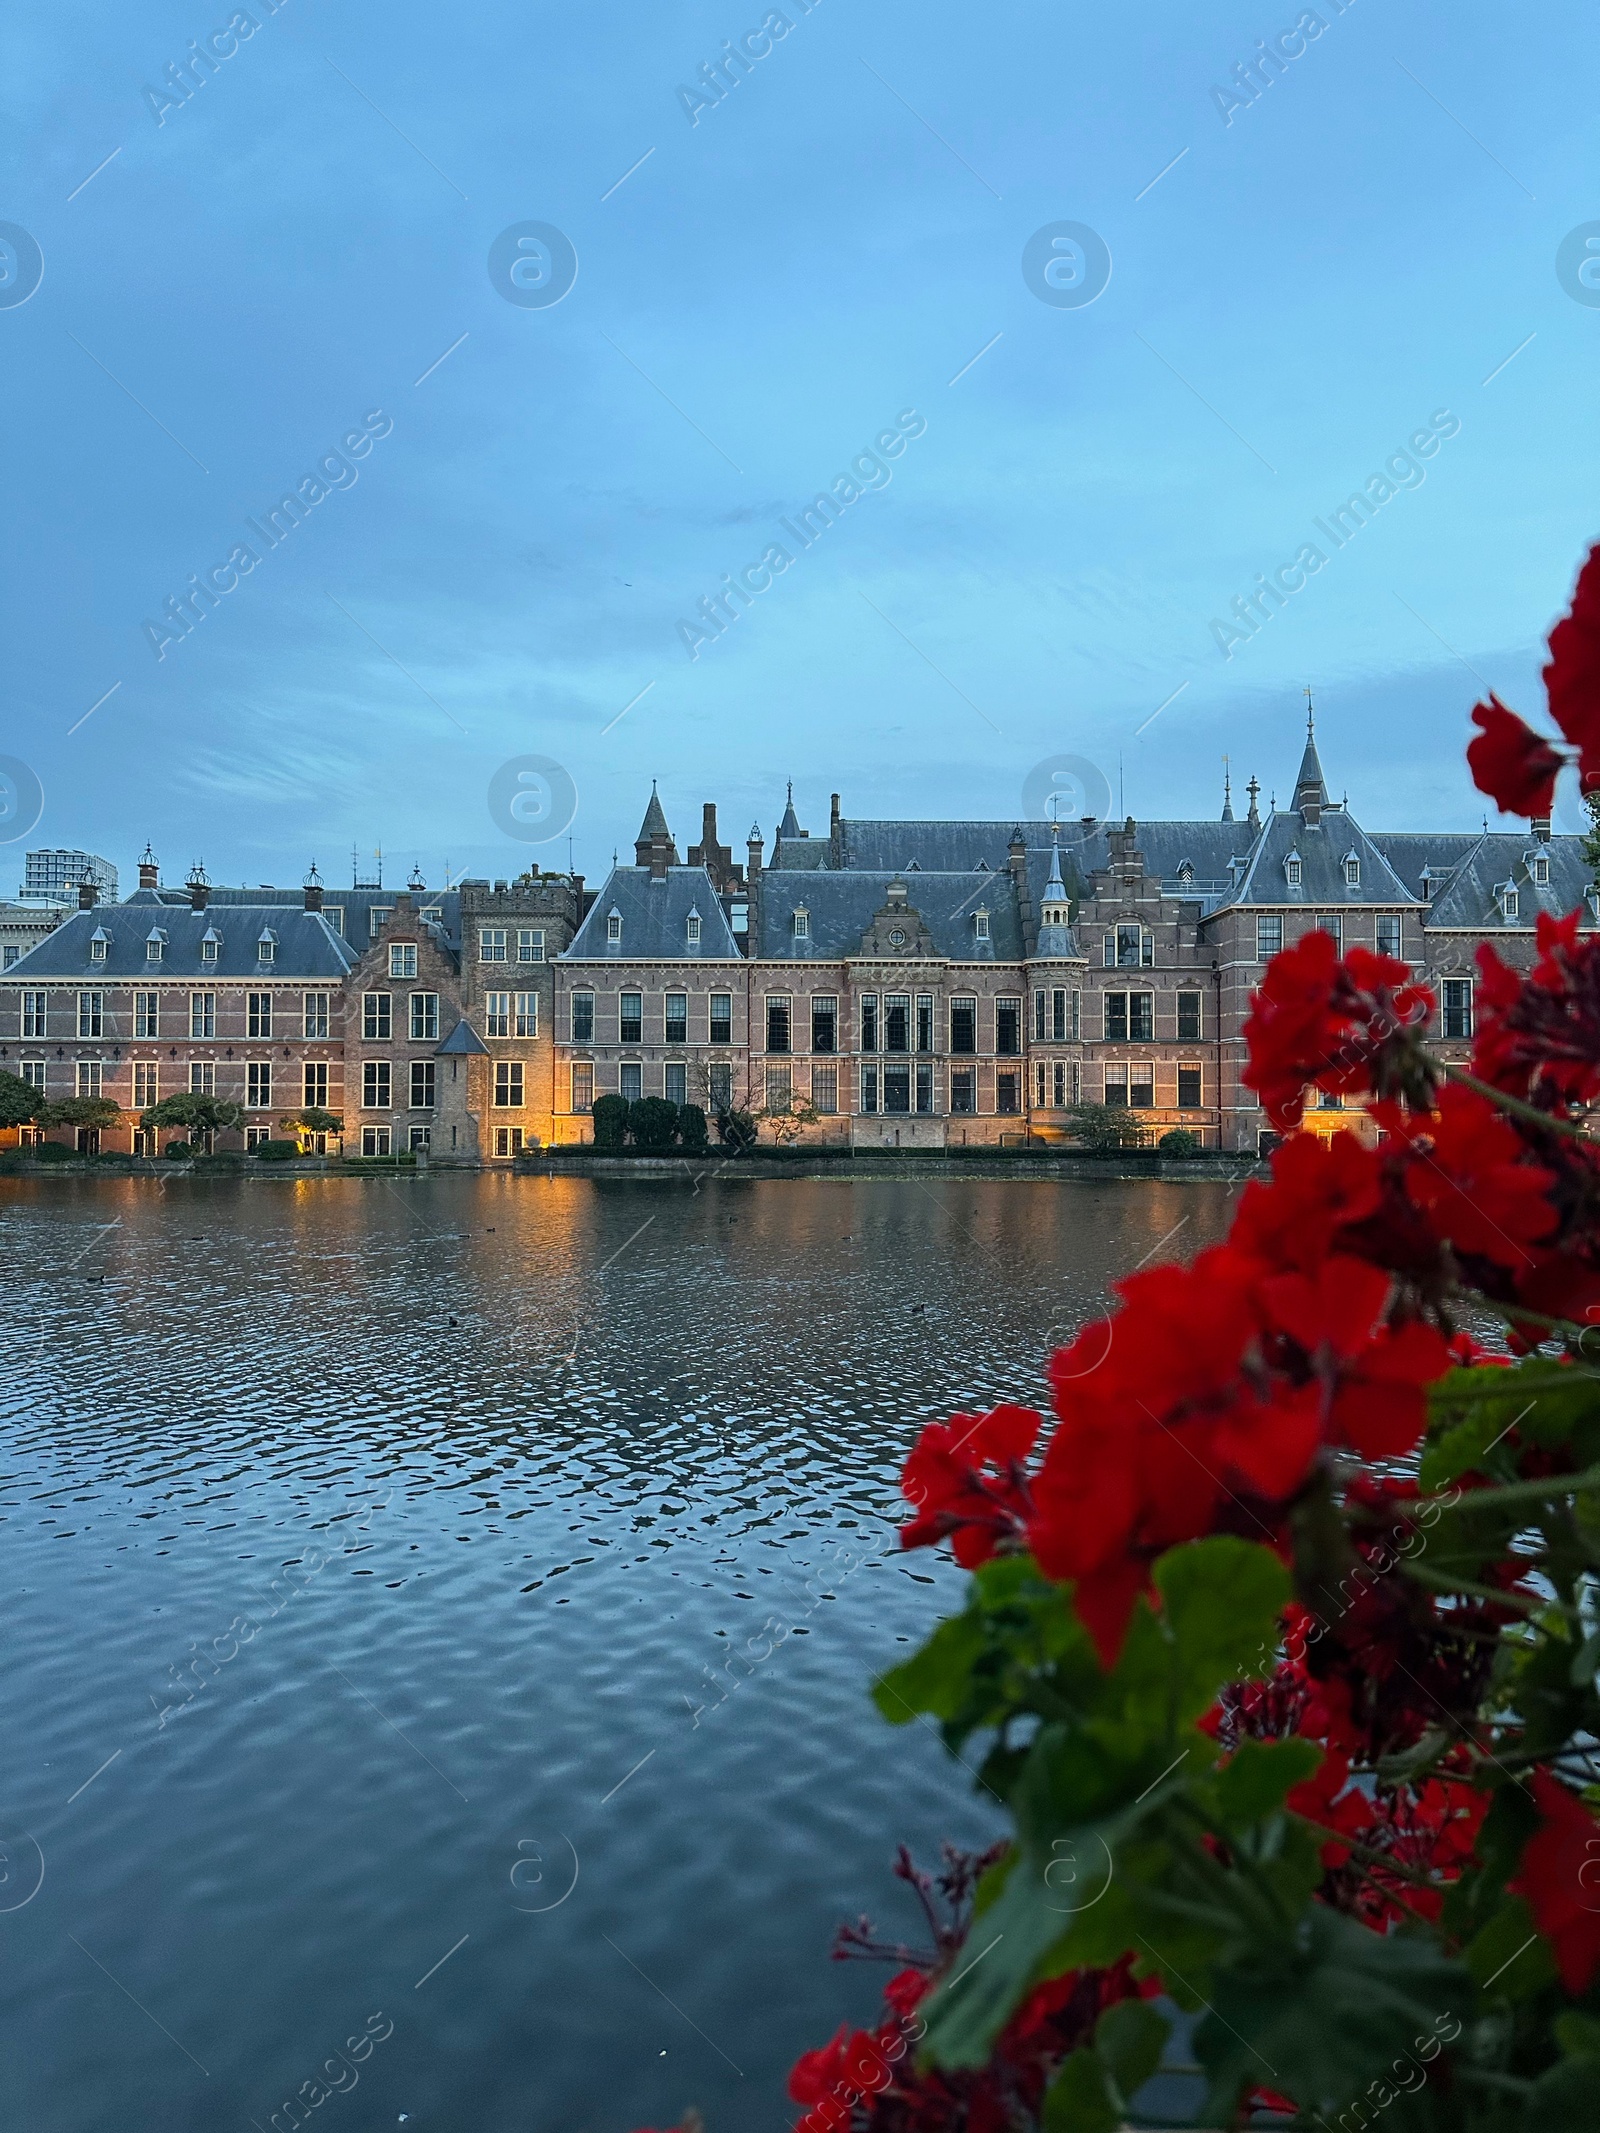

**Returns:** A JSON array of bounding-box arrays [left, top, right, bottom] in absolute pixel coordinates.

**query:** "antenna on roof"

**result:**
[[1304, 683, 1315, 732]]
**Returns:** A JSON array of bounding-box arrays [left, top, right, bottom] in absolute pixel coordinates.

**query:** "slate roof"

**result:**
[[3, 903, 357, 979], [1219, 806, 1420, 911], [1366, 834, 1487, 900], [564, 866, 742, 960], [770, 839, 830, 869], [1423, 834, 1598, 931], [125, 884, 462, 951], [824, 817, 1259, 902], [436, 1018, 490, 1056], [757, 871, 1025, 962]]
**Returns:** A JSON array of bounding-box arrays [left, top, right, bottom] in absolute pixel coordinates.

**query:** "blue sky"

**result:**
[[5, 0, 1598, 890]]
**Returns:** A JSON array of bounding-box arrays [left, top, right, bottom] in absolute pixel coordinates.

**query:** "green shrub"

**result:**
[[255, 1139, 301, 1162], [1158, 1127, 1201, 1158], [677, 1102, 709, 1155], [628, 1096, 679, 1153], [715, 1107, 759, 1154], [30, 1141, 77, 1163], [164, 1141, 194, 1159], [591, 1094, 630, 1150]]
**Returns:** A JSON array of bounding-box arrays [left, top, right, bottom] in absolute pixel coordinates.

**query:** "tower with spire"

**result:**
[[1294, 692, 1328, 826], [1221, 758, 1234, 824], [777, 781, 805, 843], [634, 781, 680, 878]]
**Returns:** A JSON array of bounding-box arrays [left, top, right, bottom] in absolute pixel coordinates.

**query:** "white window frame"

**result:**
[[479, 928, 508, 964], [389, 943, 418, 978], [190, 991, 216, 1040], [514, 991, 538, 1038]]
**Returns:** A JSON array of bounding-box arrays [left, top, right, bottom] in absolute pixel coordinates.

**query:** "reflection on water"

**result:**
[[0, 1171, 1235, 2131]]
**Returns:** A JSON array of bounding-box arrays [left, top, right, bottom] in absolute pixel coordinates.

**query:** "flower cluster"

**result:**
[[1468, 543, 1600, 817]]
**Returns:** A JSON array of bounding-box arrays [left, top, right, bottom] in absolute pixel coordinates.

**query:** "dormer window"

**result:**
[[1285, 852, 1302, 887], [1588, 888, 1600, 924], [974, 908, 990, 941], [1177, 859, 1194, 886], [686, 907, 702, 946], [146, 928, 167, 961], [257, 929, 277, 963], [1499, 885, 1519, 921], [201, 928, 221, 963], [606, 909, 622, 944], [1343, 854, 1360, 887], [1533, 853, 1550, 886], [792, 906, 809, 941], [89, 928, 109, 963]]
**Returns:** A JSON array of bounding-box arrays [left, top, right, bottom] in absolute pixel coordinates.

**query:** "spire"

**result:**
[[637, 779, 671, 843], [1221, 755, 1234, 823], [777, 779, 803, 842], [1044, 823, 1067, 899], [1294, 690, 1328, 824], [634, 780, 679, 876], [1245, 775, 1261, 831]]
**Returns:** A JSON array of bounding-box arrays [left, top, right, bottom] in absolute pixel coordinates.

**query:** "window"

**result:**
[[410, 1061, 436, 1109], [246, 1061, 272, 1108], [1035, 1060, 1047, 1107], [78, 991, 104, 1038], [1053, 1060, 1068, 1108], [1501, 887, 1519, 921], [571, 1062, 594, 1113], [812, 996, 837, 1053], [915, 1062, 933, 1114], [245, 1125, 271, 1152], [257, 932, 276, 963], [1442, 979, 1473, 1040], [190, 991, 216, 1039], [606, 911, 622, 945], [480, 928, 508, 963], [22, 992, 45, 1038], [247, 992, 273, 1039], [1105, 923, 1150, 969], [1286, 856, 1302, 887], [1034, 988, 1047, 1042], [361, 1126, 391, 1156], [201, 932, 219, 964], [708, 1063, 732, 1110], [997, 1071, 1019, 1114], [189, 1060, 215, 1094], [572, 990, 595, 1043], [517, 928, 545, 963], [20, 1059, 45, 1093], [686, 911, 702, 947], [1376, 915, 1402, 958], [1319, 915, 1343, 953], [1344, 854, 1360, 886], [485, 991, 511, 1038], [665, 992, 687, 1044], [134, 1063, 159, 1109], [665, 1062, 687, 1106], [995, 999, 1021, 1055], [860, 993, 879, 1051], [324, 907, 345, 935], [1104, 1067, 1128, 1107], [620, 991, 643, 1044], [368, 908, 392, 940], [1071, 990, 1081, 1039], [408, 1125, 431, 1153], [792, 907, 809, 941], [363, 993, 392, 1040], [389, 943, 417, 978], [766, 997, 791, 1053], [950, 998, 976, 1054], [1051, 989, 1068, 1042], [916, 995, 934, 1052], [620, 1062, 642, 1102], [974, 909, 990, 941], [709, 993, 732, 1045], [135, 992, 159, 1038], [411, 992, 440, 1042], [89, 933, 107, 963], [882, 1064, 910, 1112], [1177, 992, 1201, 1042], [1256, 916, 1283, 961], [883, 995, 909, 1051], [950, 1066, 975, 1114], [304, 1061, 329, 1108], [1533, 853, 1550, 887], [1103, 992, 1152, 1042], [77, 1059, 103, 1099], [1, 948, 15, 970], [362, 1061, 392, 1109], [1178, 1065, 1202, 1109], [1130, 1067, 1153, 1109], [766, 1065, 792, 1110], [813, 1065, 838, 1114], [860, 1064, 879, 1114], [146, 933, 165, 962], [514, 991, 538, 1038], [303, 992, 330, 1039], [493, 1126, 524, 1157]]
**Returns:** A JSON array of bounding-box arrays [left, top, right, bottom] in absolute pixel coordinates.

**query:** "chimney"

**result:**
[[138, 845, 159, 890], [746, 823, 763, 882], [829, 791, 842, 867], [187, 863, 210, 911], [1532, 812, 1552, 842], [702, 801, 718, 847], [77, 882, 97, 910], [304, 871, 324, 913]]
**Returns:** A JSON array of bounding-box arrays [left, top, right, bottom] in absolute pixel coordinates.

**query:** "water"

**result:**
[[0, 1170, 1236, 2132]]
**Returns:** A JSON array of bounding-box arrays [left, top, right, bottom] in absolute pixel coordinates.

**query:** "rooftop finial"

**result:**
[[1221, 753, 1234, 823], [1305, 683, 1315, 733]]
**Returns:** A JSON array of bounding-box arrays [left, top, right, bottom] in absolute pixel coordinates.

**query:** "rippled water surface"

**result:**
[[0, 1170, 1238, 2132]]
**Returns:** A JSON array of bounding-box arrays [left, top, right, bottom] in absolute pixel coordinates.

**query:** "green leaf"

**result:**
[[1155, 1535, 1292, 1722], [873, 1610, 986, 1725], [1464, 1891, 1557, 2001], [1193, 1908, 1468, 2124], [1094, 1997, 1169, 2098], [1210, 1737, 1322, 1834], [1041, 2046, 1120, 2132], [1424, 1358, 1600, 1491], [1556, 2011, 1600, 2059], [1527, 2057, 1600, 2129]]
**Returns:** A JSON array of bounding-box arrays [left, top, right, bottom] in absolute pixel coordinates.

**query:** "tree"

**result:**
[[280, 1107, 343, 1139], [758, 1095, 821, 1147], [41, 1096, 121, 1133], [714, 1107, 759, 1154], [1157, 1126, 1201, 1157], [1063, 1100, 1144, 1152], [591, 1093, 630, 1151], [677, 1102, 709, 1155], [0, 1069, 44, 1130], [1583, 786, 1600, 883], [629, 1096, 680, 1153], [142, 1092, 244, 1147]]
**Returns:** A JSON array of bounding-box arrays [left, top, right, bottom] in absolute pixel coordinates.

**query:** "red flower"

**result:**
[[1379, 1083, 1557, 1267], [899, 1405, 1039, 1568], [1468, 695, 1564, 818], [1231, 1129, 1384, 1275], [789, 2024, 899, 2130], [1475, 911, 1600, 1106], [1242, 931, 1434, 1130], [1544, 543, 1600, 782], [1286, 1746, 1367, 1867], [1260, 1255, 1451, 1461], [1510, 1768, 1600, 1993]]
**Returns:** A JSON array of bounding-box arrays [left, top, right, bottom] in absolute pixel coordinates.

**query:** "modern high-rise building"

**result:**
[[20, 848, 119, 905]]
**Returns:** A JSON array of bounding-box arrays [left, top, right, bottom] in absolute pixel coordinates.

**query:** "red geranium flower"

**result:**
[[1260, 1255, 1451, 1462], [1242, 931, 1434, 1130], [1475, 910, 1600, 1107], [1510, 1768, 1600, 1993], [1468, 695, 1564, 818], [1544, 544, 1600, 780], [1378, 1083, 1557, 1267], [899, 1404, 1039, 1568], [1231, 1129, 1384, 1275]]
